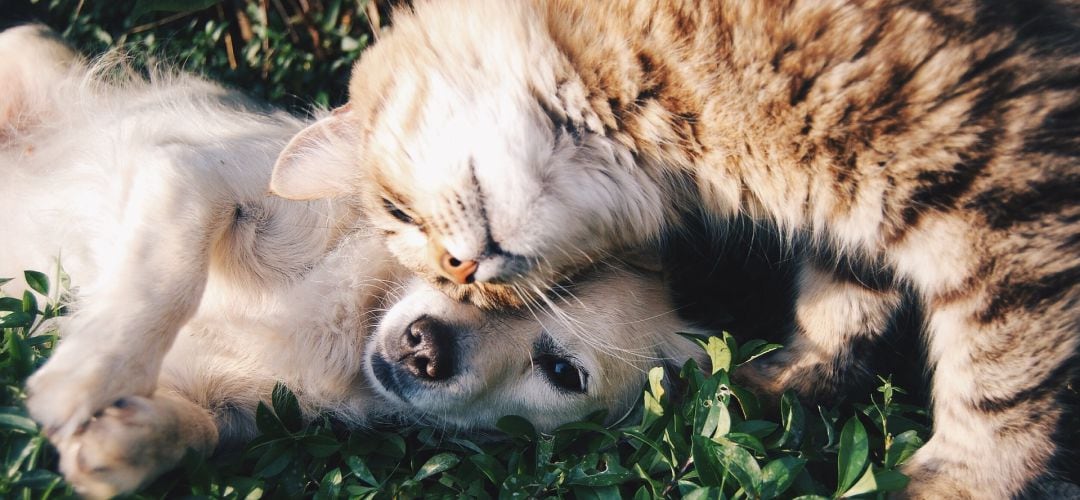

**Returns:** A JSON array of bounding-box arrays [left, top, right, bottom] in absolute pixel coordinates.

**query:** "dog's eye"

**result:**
[[382, 198, 416, 225], [536, 354, 587, 393]]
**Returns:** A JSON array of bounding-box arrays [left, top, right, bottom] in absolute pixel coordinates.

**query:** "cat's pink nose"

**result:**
[[439, 251, 478, 284]]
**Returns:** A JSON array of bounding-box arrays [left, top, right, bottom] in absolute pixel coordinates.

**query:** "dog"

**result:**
[[0, 25, 704, 498]]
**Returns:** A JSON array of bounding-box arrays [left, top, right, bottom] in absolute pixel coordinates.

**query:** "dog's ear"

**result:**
[[270, 105, 359, 200], [0, 24, 78, 137]]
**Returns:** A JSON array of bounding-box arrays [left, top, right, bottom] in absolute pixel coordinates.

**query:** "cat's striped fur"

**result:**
[[271, 1, 1080, 497]]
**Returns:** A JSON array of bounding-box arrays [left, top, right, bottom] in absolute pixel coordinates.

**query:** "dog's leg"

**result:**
[[54, 391, 218, 500], [26, 160, 236, 440], [735, 259, 902, 403]]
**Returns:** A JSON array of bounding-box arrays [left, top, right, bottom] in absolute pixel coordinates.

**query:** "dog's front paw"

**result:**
[[55, 396, 204, 499], [26, 342, 157, 441]]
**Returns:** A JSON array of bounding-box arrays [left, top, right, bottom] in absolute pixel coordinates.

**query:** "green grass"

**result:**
[[0, 268, 929, 499], [2, 2, 932, 497], [12, 0, 384, 111]]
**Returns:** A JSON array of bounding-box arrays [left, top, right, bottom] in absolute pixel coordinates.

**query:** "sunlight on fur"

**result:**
[[0, 25, 705, 498]]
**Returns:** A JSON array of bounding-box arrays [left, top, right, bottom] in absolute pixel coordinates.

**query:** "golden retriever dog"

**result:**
[[0, 26, 703, 498]]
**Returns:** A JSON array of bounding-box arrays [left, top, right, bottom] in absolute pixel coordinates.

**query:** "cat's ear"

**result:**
[[270, 105, 359, 200]]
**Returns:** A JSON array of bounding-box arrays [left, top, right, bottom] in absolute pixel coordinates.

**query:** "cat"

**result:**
[[270, 0, 1080, 497], [0, 25, 703, 498]]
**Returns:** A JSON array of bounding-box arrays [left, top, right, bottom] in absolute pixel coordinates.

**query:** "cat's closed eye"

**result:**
[[382, 197, 417, 225]]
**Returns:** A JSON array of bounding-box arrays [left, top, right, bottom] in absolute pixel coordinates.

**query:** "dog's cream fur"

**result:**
[[0, 26, 703, 498]]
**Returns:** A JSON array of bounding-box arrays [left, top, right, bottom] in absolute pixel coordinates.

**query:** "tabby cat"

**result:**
[[271, 0, 1080, 497]]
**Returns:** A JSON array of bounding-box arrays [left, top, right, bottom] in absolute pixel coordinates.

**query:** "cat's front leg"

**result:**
[[896, 290, 1075, 499], [54, 392, 218, 499], [735, 259, 902, 403], [25, 162, 229, 441]]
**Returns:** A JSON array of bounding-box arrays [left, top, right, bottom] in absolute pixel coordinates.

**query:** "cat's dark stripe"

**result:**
[[634, 52, 664, 105], [1024, 101, 1080, 158], [975, 361, 1075, 414], [901, 129, 997, 227], [978, 266, 1080, 324], [968, 175, 1080, 231]]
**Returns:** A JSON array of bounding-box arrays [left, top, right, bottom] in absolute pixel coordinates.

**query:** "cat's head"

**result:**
[[270, 0, 671, 308]]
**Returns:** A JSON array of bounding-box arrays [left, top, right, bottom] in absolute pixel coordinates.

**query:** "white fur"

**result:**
[[0, 26, 704, 498]]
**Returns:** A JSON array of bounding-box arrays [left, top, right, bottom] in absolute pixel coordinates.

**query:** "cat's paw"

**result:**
[[895, 452, 999, 500], [25, 344, 156, 441], [54, 397, 189, 499], [731, 359, 786, 399]]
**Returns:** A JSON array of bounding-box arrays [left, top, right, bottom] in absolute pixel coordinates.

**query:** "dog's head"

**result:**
[[364, 265, 706, 432]]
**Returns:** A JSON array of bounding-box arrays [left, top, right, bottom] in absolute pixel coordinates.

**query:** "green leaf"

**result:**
[[871, 469, 910, 492], [682, 486, 725, 500], [271, 383, 302, 432], [729, 385, 762, 420], [0, 297, 22, 312], [768, 391, 804, 450], [13, 469, 65, 489], [535, 434, 555, 468], [705, 336, 733, 374], [836, 416, 869, 495], [737, 340, 784, 366], [469, 454, 506, 484], [414, 452, 460, 481], [884, 430, 924, 468], [840, 466, 878, 497], [346, 455, 379, 487], [648, 365, 666, 401], [714, 437, 762, 496], [818, 405, 840, 450], [496, 415, 536, 441], [694, 375, 722, 437], [252, 443, 293, 478], [24, 271, 49, 296], [21, 291, 38, 326], [5, 327, 32, 375], [760, 457, 806, 499], [724, 432, 766, 457], [0, 277, 11, 287], [132, 0, 221, 17], [0, 408, 39, 433], [302, 433, 340, 458], [254, 402, 289, 437], [0, 311, 32, 328], [690, 435, 726, 487], [735, 420, 779, 439], [567, 457, 634, 487], [378, 432, 407, 458], [315, 468, 343, 499], [643, 392, 664, 427], [21, 291, 38, 314], [555, 420, 620, 441]]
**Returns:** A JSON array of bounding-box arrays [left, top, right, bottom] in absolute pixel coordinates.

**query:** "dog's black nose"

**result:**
[[397, 316, 457, 381]]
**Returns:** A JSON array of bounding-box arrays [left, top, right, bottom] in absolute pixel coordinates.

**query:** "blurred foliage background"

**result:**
[[3, 0, 399, 111]]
